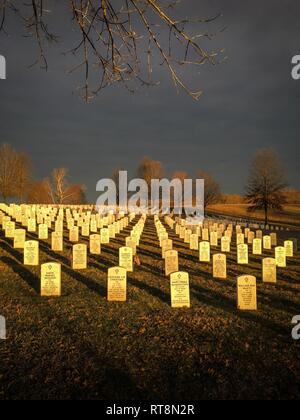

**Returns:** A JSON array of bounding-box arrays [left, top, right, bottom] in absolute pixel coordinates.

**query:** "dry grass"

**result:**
[[0, 216, 300, 400], [208, 204, 300, 226]]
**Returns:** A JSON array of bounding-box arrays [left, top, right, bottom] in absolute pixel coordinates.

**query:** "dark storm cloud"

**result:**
[[0, 0, 299, 201]]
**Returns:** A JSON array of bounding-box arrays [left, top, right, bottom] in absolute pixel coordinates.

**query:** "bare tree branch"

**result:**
[[0, 0, 224, 101]]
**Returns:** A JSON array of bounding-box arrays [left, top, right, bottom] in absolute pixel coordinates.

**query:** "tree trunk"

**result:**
[[264, 204, 268, 225]]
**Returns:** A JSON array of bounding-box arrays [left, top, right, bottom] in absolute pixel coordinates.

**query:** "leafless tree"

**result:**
[[0, 143, 18, 202], [14, 153, 32, 202], [27, 179, 53, 204], [45, 167, 86, 204], [138, 157, 163, 186], [245, 149, 288, 224], [0, 143, 32, 202], [197, 170, 221, 211], [171, 170, 188, 206], [0, 1, 225, 101], [172, 171, 188, 183]]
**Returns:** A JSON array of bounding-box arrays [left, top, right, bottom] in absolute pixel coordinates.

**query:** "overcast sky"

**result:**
[[0, 0, 299, 202]]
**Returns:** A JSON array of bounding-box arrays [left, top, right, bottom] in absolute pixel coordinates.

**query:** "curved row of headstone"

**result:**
[[161, 215, 297, 310], [0, 204, 146, 299]]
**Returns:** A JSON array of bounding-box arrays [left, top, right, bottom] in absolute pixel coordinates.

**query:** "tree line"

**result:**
[[0, 144, 86, 205], [0, 143, 291, 223], [134, 149, 289, 224]]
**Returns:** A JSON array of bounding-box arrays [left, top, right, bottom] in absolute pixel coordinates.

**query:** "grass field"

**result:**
[[0, 216, 300, 400], [208, 204, 300, 227]]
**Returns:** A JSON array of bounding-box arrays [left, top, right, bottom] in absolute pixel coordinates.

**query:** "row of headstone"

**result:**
[[36, 215, 147, 298]]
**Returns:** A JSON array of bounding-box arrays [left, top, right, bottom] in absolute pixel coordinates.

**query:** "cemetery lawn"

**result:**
[[0, 218, 300, 400], [208, 204, 300, 227]]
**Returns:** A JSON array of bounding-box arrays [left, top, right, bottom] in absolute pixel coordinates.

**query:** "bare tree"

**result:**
[[0, 143, 32, 202], [172, 171, 188, 183], [0, 144, 18, 202], [245, 149, 288, 224], [14, 153, 32, 202], [172, 170, 188, 207], [0, 1, 225, 101], [44, 168, 86, 204], [27, 176, 86, 204], [64, 184, 87, 204], [197, 170, 221, 211], [27, 179, 52, 204], [138, 157, 163, 186]]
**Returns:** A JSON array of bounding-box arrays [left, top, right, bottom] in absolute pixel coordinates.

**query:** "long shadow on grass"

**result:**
[[191, 283, 290, 338], [127, 274, 170, 305], [2, 256, 40, 294], [0, 238, 23, 263], [37, 241, 106, 297]]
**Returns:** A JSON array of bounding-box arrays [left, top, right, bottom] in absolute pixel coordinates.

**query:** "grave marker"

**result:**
[[237, 275, 257, 311], [72, 244, 87, 270], [170, 272, 190, 308], [107, 267, 127, 302], [24, 241, 39, 266], [263, 258, 277, 283], [213, 254, 227, 279], [41, 263, 61, 297]]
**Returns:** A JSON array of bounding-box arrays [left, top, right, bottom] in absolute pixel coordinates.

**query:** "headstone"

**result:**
[[184, 229, 191, 244], [90, 234, 101, 255], [108, 224, 116, 239], [41, 263, 61, 297], [275, 246, 286, 268], [252, 238, 262, 255], [237, 244, 248, 265], [38, 224, 48, 240], [72, 244, 87, 270], [190, 234, 199, 251], [119, 246, 133, 272], [202, 228, 209, 241], [24, 240, 39, 266], [221, 236, 231, 253], [179, 226, 186, 240], [263, 235, 271, 250], [27, 218, 36, 233], [126, 237, 137, 256], [237, 275, 257, 311], [162, 238, 173, 258], [100, 228, 110, 244], [170, 272, 190, 308], [262, 258, 277, 283], [213, 254, 227, 279], [51, 232, 63, 252], [210, 231, 218, 247], [236, 233, 244, 246], [165, 250, 179, 276], [284, 240, 294, 258], [81, 223, 90, 237], [5, 221, 15, 238], [13, 229, 26, 249], [199, 241, 210, 262], [107, 267, 127, 302]]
